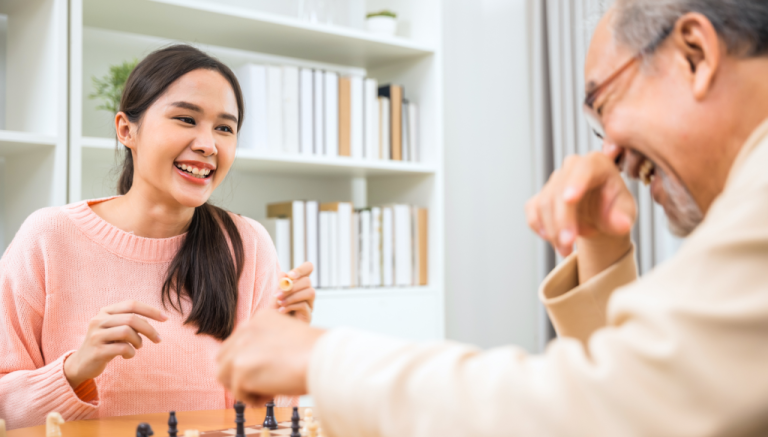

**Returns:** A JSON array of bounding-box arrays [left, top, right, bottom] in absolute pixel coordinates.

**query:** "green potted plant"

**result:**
[[366, 10, 397, 36], [89, 59, 139, 114]]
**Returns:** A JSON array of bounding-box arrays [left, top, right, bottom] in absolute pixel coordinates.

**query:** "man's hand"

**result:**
[[525, 151, 635, 282], [276, 262, 316, 324], [217, 310, 325, 405]]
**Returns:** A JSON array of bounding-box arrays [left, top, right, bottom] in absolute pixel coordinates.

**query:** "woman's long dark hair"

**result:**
[[118, 45, 245, 340]]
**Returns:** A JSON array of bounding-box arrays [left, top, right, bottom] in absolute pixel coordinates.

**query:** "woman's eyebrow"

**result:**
[[170, 101, 237, 124]]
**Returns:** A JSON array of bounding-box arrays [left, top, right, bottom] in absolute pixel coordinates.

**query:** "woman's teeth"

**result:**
[[176, 163, 211, 179], [639, 159, 655, 186]]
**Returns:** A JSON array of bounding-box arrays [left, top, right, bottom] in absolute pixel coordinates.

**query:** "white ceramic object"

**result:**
[[366, 16, 397, 36]]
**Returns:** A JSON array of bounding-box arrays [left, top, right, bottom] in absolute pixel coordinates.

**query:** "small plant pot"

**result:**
[[366, 16, 397, 36]]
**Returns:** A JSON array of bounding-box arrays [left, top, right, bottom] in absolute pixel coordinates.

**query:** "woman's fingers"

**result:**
[[102, 342, 137, 360], [286, 262, 314, 280], [101, 300, 168, 322], [98, 325, 145, 351], [277, 277, 312, 299], [99, 313, 162, 343], [279, 288, 316, 308]]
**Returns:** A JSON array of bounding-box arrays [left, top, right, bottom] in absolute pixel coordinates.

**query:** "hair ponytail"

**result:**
[[117, 45, 246, 340]]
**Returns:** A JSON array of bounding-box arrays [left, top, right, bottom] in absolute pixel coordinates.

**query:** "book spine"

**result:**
[[324, 72, 339, 157], [313, 70, 324, 155], [365, 78, 379, 161], [266, 65, 283, 153], [350, 76, 364, 159], [299, 68, 314, 155], [338, 77, 352, 157], [282, 66, 300, 154], [305, 201, 319, 286]]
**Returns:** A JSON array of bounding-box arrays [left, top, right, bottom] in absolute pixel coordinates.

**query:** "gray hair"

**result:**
[[614, 0, 768, 57]]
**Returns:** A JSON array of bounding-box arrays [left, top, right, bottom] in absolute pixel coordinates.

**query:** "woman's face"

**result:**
[[123, 69, 239, 208]]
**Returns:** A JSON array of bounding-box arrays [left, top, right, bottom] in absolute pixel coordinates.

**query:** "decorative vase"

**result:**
[[366, 15, 397, 36]]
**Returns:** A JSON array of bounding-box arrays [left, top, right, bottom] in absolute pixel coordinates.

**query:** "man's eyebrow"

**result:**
[[171, 101, 238, 124]]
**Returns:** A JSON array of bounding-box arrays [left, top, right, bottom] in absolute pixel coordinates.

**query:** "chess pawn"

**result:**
[[46, 412, 64, 437], [307, 421, 320, 437], [261, 427, 271, 437], [184, 430, 200, 437]]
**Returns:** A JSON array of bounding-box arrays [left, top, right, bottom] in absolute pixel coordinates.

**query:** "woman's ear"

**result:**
[[115, 112, 136, 150]]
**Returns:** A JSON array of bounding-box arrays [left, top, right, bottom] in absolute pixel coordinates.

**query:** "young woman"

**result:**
[[0, 45, 316, 430]]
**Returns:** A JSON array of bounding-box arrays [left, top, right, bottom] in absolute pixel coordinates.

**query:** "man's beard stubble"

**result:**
[[656, 166, 704, 237]]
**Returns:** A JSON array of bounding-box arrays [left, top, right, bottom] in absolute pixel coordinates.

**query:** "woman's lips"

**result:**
[[174, 165, 212, 185]]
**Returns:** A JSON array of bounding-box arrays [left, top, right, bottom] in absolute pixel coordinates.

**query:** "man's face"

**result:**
[[583, 12, 724, 236]]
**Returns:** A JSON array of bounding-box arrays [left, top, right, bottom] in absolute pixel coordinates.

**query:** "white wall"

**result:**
[[443, 0, 539, 351]]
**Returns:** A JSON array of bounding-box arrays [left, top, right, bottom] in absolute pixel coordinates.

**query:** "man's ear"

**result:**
[[671, 12, 721, 100], [115, 112, 136, 150]]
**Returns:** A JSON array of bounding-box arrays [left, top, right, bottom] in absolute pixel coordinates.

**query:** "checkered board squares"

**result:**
[[199, 421, 305, 436]]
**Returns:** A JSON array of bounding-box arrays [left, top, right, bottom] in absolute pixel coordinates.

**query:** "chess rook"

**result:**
[[263, 401, 279, 430], [279, 277, 293, 292]]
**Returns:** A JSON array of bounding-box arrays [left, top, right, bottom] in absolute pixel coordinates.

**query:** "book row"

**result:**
[[237, 64, 420, 162], [263, 201, 428, 289]]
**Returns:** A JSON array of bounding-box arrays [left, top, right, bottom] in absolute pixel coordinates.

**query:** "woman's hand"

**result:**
[[275, 262, 316, 324], [64, 300, 167, 388]]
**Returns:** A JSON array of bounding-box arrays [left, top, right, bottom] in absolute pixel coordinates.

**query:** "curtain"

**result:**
[[531, 0, 683, 350]]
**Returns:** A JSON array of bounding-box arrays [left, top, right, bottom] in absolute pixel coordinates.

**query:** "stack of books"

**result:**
[[263, 201, 428, 288], [237, 64, 420, 162]]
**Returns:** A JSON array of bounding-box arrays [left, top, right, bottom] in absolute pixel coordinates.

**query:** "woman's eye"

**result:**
[[176, 117, 195, 125], [217, 125, 234, 133]]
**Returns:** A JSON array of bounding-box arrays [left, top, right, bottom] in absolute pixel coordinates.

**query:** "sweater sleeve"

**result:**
[[0, 222, 99, 429], [538, 246, 637, 345]]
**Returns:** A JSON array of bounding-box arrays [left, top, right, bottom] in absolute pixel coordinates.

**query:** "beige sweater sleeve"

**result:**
[[539, 247, 637, 345]]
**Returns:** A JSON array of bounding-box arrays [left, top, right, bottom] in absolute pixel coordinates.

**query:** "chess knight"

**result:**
[[217, 0, 768, 436]]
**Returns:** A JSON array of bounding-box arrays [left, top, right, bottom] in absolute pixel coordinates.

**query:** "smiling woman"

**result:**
[[0, 45, 317, 430]]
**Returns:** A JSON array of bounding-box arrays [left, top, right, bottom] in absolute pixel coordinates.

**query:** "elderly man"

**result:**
[[217, 1, 768, 435]]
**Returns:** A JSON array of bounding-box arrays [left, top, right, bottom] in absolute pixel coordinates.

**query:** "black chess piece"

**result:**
[[290, 406, 301, 437], [168, 411, 178, 437], [263, 400, 278, 430], [234, 401, 246, 437], [136, 422, 154, 437]]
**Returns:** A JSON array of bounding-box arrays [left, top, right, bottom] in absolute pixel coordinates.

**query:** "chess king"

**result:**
[[217, 1, 768, 436], [0, 45, 316, 430]]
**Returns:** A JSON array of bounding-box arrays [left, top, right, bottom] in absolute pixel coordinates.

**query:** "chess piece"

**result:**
[[136, 422, 154, 437], [46, 412, 64, 437], [1, 418, 6, 437], [260, 427, 271, 437], [307, 421, 320, 437], [263, 400, 278, 430], [168, 411, 178, 437], [279, 277, 294, 292], [302, 408, 314, 435], [290, 407, 301, 437], [184, 431, 200, 437], [234, 401, 246, 437]]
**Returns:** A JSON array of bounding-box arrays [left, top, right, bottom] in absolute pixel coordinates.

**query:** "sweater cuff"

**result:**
[[539, 246, 637, 345], [31, 351, 100, 421]]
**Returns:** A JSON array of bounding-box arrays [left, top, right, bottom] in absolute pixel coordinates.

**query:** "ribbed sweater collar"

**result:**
[[64, 197, 185, 263]]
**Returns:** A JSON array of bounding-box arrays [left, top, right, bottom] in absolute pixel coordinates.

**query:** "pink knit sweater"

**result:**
[[0, 199, 293, 430]]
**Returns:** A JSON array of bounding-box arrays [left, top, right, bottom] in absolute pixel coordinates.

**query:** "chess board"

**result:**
[[199, 420, 307, 436]]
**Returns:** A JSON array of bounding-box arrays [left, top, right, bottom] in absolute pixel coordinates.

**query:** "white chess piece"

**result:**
[[261, 427, 271, 437], [307, 421, 320, 437], [184, 430, 200, 437], [1, 418, 6, 437], [46, 412, 64, 437]]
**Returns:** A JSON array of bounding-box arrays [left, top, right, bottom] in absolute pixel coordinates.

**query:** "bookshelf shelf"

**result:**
[[82, 0, 434, 69], [0, 130, 58, 156], [317, 286, 436, 298], [81, 137, 437, 177]]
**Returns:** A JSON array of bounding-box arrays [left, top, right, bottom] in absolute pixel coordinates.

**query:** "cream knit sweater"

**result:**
[[0, 199, 292, 430]]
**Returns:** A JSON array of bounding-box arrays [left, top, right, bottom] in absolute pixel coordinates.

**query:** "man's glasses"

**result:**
[[582, 55, 639, 140]]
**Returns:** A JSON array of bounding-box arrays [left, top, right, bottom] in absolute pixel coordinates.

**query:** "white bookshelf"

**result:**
[[69, 0, 445, 341], [0, 0, 68, 252]]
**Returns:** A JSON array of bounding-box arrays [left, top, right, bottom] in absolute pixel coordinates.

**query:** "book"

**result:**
[[382, 206, 394, 287], [350, 76, 364, 159], [402, 99, 410, 161], [299, 68, 314, 155], [409, 102, 419, 162], [235, 64, 267, 151], [365, 78, 379, 160], [371, 207, 382, 286], [378, 84, 403, 161], [393, 204, 412, 286], [328, 211, 339, 287], [266, 201, 305, 269], [261, 218, 291, 272], [378, 96, 390, 159], [282, 66, 300, 154], [338, 77, 352, 157], [324, 71, 339, 157], [321, 202, 353, 287], [313, 70, 324, 155], [319, 211, 332, 288], [416, 208, 428, 285], [305, 200, 319, 286], [359, 209, 372, 286], [351, 210, 359, 287], [266, 65, 283, 153]]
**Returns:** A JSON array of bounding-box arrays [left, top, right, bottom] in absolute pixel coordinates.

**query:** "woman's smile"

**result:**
[[173, 160, 216, 184]]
